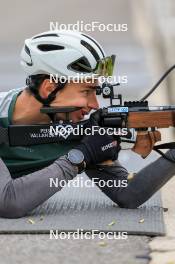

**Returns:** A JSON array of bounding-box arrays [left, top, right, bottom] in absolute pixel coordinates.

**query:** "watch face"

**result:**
[[68, 149, 84, 164]]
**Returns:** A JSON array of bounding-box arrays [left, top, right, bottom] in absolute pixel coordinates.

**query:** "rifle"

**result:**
[[0, 65, 175, 161], [95, 99, 175, 158], [94, 64, 175, 159]]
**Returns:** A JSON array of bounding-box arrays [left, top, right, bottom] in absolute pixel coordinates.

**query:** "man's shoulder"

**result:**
[[0, 88, 23, 118]]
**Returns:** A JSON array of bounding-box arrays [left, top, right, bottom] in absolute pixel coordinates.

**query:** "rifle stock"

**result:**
[[125, 110, 175, 157], [132, 130, 161, 158], [128, 110, 175, 128]]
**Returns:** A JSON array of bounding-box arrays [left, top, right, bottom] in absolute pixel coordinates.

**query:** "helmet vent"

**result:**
[[24, 45, 33, 66], [81, 34, 105, 58], [33, 33, 59, 39], [25, 45, 31, 55], [81, 40, 100, 62], [37, 44, 64, 52], [69, 57, 92, 73]]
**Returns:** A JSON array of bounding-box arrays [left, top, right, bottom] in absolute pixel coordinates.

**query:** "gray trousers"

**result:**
[[0, 150, 175, 218]]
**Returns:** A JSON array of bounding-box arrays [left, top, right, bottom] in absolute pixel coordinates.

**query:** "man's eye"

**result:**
[[82, 90, 90, 95]]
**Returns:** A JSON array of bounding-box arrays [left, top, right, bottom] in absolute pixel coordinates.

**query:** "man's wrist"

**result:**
[[56, 156, 79, 174]]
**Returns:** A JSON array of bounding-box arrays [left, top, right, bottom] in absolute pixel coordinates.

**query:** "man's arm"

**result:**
[[86, 149, 175, 208], [0, 157, 78, 218], [0, 131, 120, 218]]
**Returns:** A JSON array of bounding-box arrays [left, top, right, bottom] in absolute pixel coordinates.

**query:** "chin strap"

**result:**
[[26, 75, 67, 106], [26, 75, 67, 121]]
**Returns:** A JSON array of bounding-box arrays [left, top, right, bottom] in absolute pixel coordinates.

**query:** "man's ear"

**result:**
[[39, 79, 56, 98]]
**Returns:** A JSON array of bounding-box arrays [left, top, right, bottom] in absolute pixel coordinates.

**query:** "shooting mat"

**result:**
[[0, 173, 165, 235]]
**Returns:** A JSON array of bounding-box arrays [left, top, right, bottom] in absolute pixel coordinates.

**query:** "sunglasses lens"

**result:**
[[94, 55, 115, 77]]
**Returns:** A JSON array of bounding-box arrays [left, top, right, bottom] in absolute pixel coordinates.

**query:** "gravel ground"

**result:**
[[0, 235, 150, 264], [149, 177, 175, 264]]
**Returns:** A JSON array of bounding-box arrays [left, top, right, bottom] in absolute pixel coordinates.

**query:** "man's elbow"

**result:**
[[118, 201, 139, 209], [112, 196, 140, 209], [0, 202, 28, 218]]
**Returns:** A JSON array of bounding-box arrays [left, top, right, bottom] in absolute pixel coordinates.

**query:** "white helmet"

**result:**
[[20, 30, 106, 78]]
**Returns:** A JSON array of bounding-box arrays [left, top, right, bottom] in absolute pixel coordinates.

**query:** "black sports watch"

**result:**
[[66, 149, 86, 174]]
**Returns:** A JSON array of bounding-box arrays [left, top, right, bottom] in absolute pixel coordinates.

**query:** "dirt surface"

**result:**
[[0, 235, 150, 264]]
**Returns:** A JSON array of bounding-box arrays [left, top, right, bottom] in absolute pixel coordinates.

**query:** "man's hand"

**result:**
[[75, 132, 121, 167], [84, 109, 102, 128]]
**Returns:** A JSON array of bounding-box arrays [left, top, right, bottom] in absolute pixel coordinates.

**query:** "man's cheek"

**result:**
[[78, 101, 87, 107], [77, 96, 88, 105]]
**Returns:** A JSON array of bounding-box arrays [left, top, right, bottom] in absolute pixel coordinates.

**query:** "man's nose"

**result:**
[[88, 93, 99, 109]]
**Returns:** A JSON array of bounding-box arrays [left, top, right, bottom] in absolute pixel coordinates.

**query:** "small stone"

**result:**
[[28, 219, 35, 224], [98, 241, 107, 247], [108, 221, 116, 226], [139, 218, 145, 223]]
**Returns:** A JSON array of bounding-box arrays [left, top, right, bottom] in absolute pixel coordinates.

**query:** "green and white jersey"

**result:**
[[0, 88, 78, 178]]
